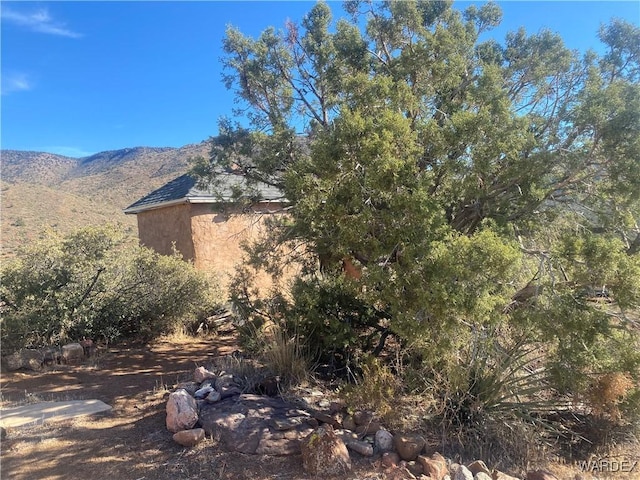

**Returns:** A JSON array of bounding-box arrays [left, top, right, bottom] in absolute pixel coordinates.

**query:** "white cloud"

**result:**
[[1, 7, 82, 38], [1, 72, 32, 95]]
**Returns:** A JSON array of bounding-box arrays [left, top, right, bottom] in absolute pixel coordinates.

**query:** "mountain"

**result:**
[[1, 142, 211, 258]]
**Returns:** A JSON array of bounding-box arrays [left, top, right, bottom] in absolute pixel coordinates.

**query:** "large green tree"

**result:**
[[197, 0, 639, 416]]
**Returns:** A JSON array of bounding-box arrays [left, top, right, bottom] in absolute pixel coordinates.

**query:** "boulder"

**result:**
[[394, 434, 425, 461], [61, 343, 84, 364], [342, 415, 356, 431], [194, 385, 214, 399], [3, 349, 43, 371], [345, 439, 374, 457], [356, 420, 381, 435], [417, 453, 447, 480], [476, 473, 493, 480], [193, 366, 216, 384], [166, 389, 199, 433], [205, 390, 221, 403], [353, 410, 375, 425], [375, 428, 394, 452], [172, 428, 205, 447], [301, 424, 351, 476], [468, 460, 491, 477], [199, 394, 317, 455], [215, 373, 235, 390], [454, 465, 474, 480], [42, 347, 62, 366]]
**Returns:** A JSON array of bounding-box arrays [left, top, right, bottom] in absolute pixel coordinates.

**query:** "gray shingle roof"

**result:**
[[124, 173, 285, 214]]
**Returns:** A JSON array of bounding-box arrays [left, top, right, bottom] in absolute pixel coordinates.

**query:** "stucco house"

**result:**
[[124, 172, 286, 291]]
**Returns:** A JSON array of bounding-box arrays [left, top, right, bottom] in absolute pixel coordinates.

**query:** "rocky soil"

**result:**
[[1, 331, 638, 480]]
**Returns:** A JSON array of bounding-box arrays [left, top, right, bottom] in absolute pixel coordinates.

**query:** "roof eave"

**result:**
[[123, 196, 287, 214]]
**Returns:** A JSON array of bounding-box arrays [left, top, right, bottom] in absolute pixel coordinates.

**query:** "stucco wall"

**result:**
[[189, 203, 283, 292], [136, 203, 195, 261], [136, 202, 291, 295]]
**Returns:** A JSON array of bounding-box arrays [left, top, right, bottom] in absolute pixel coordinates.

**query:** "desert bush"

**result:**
[[0, 226, 219, 351], [340, 355, 401, 419]]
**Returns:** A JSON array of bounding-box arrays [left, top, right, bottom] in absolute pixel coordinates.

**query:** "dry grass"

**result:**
[[587, 372, 636, 420], [259, 324, 310, 386]]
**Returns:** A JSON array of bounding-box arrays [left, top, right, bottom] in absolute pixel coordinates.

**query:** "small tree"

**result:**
[[0, 226, 218, 351]]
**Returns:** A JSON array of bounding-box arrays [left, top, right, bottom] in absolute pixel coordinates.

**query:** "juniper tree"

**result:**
[[196, 1, 640, 414]]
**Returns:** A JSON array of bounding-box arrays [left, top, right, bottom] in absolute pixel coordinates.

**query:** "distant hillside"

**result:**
[[1, 142, 211, 258]]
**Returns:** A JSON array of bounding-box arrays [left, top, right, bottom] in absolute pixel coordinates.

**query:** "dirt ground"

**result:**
[[1, 331, 639, 480], [0, 332, 381, 480]]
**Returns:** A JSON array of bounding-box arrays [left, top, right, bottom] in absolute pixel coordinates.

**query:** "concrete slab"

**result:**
[[0, 400, 112, 428]]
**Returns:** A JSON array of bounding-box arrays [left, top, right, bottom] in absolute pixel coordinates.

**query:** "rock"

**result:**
[[375, 428, 394, 452], [394, 434, 425, 461], [406, 461, 424, 476], [215, 373, 235, 390], [310, 409, 342, 428], [42, 347, 62, 366], [301, 424, 351, 476], [2, 349, 44, 371], [342, 415, 356, 431], [417, 453, 447, 480], [218, 384, 242, 399], [468, 460, 491, 477], [476, 473, 493, 480], [454, 465, 474, 480], [526, 471, 558, 480], [194, 366, 216, 383], [198, 394, 319, 456], [493, 471, 522, 480], [172, 428, 205, 447], [61, 343, 84, 364], [382, 451, 401, 468], [353, 410, 375, 425], [271, 417, 303, 431], [205, 390, 221, 403], [345, 439, 374, 457], [356, 420, 381, 435], [335, 429, 359, 443], [0, 426, 6, 440], [166, 389, 199, 433], [175, 381, 200, 397], [194, 385, 215, 399]]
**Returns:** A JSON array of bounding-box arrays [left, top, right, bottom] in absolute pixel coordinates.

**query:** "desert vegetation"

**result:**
[[191, 0, 640, 468], [0, 225, 219, 352]]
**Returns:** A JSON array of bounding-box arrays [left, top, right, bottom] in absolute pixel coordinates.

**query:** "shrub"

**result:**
[[0, 226, 219, 351]]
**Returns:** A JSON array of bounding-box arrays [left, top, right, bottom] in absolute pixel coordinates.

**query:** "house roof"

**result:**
[[123, 173, 285, 214]]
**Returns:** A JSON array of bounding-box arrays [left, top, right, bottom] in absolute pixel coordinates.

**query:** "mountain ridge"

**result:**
[[1, 141, 212, 258]]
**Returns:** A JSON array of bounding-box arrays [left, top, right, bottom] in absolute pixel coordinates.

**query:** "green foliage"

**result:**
[[200, 0, 640, 434], [0, 226, 218, 351]]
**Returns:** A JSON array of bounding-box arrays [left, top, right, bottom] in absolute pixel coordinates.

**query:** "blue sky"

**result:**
[[1, 1, 638, 158]]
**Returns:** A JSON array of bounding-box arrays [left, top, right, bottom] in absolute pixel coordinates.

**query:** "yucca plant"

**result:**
[[444, 332, 570, 425], [433, 329, 575, 466]]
